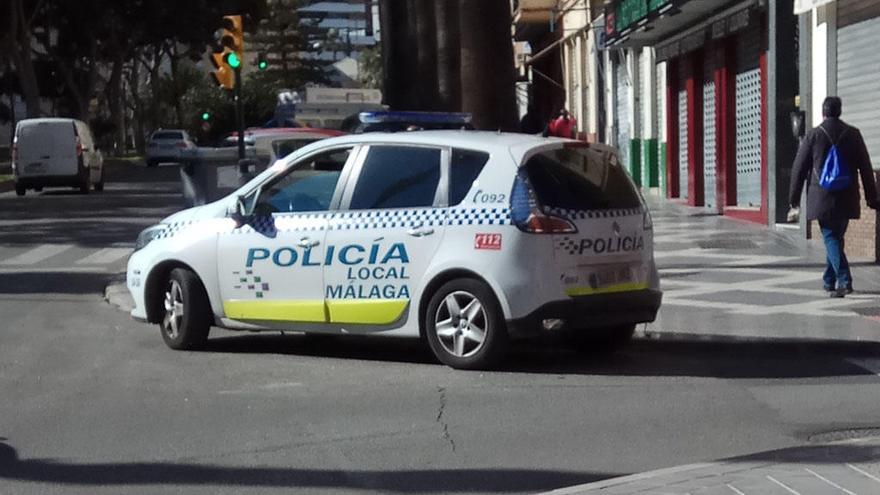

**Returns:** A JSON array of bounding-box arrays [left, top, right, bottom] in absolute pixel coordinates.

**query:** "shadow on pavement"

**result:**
[[0, 440, 616, 492], [0, 272, 112, 295], [733, 442, 880, 464], [199, 332, 880, 379]]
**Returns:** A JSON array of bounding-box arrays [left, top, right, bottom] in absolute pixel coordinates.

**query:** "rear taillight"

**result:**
[[510, 170, 577, 234], [11, 143, 17, 165], [75, 136, 83, 156], [176, 142, 188, 149]]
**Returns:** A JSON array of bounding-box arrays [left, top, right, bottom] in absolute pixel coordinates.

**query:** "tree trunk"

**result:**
[[378, 0, 417, 109], [107, 51, 127, 155], [168, 43, 184, 127], [126, 56, 146, 154], [459, 0, 518, 131], [9, 0, 42, 118], [435, 1, 461, 112], [411, 0, 439, 110]]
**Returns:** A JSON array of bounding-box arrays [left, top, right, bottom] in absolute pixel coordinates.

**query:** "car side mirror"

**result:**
[[230, 195, 250, 227]]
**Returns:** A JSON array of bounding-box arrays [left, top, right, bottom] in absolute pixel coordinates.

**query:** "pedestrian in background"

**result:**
[[788, 96, 879, 298]]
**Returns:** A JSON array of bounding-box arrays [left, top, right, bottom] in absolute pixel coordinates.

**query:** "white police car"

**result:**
[[127, 123, 661, 369]]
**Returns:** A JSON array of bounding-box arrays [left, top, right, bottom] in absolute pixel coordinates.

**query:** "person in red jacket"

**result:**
[[546, 109, 577, 139]]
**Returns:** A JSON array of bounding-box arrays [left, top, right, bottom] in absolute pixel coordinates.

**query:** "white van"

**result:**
[[12, 118, 104, 196]]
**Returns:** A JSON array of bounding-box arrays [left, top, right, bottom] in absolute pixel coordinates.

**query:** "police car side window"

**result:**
[[449, 149, 489, 206], [257, 147, 352, 214], [349, 146, 441, 210]]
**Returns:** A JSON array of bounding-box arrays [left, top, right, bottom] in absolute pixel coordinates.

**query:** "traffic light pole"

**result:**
[[234, 67, 245, 160]]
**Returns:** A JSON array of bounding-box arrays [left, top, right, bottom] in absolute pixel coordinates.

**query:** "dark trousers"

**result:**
[[819, 218, 852, 290]]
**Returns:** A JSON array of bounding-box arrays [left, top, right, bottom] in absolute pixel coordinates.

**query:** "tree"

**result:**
[[434, 1, 461, 112], [249, 0, 329, 91], [8, 0, 44, 118], [459, 0, 518, 131]]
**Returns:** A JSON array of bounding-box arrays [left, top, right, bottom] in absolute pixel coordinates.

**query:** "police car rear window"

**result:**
[[525, 147, 640, 211], [449, 149, 489, 206], [349, 146, 441, 210]]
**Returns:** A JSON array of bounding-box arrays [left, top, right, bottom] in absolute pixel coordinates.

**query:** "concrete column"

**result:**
[[768, 0, 800, 225], [587, 28, 600, 140], [605, 49, 615, 145], [811, 3, 836, 126]]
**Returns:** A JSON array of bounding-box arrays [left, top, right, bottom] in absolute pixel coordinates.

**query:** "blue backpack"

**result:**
[[818, 125, 851, 192]]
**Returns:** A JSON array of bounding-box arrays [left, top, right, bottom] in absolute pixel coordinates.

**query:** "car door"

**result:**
[[216, 145, 358, 327], [323, 144, 448, 327]]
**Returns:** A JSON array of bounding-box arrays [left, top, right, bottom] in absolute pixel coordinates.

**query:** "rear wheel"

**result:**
[[425, 278, 508, 370], [569, 324, 636, 355], [14, 185, 25, 197], [78, 171, 90, 194], [159, 268, 212, 350], [146, 159, 158, 168]]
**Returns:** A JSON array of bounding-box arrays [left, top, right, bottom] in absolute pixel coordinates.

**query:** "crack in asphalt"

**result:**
[[436, 386, 456, 452]]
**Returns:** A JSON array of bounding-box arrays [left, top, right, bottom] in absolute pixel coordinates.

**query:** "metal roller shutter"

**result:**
[[837, 12, 880, 165], [678, 59, 689, 200], [656, 62, 664, 141], [703, 48, 717, 209], [615, 55, 631, 171], [734, 27, 762, 208]]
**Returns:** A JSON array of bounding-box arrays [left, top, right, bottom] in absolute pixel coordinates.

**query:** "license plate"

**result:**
[[26, 162, 46, 173]]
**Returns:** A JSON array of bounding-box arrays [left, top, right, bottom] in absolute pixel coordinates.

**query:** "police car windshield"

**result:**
[[525, 147, 641, 211]]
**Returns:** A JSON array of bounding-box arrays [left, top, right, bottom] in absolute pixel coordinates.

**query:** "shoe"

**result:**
[[829, 288, 846, 298], [823, 285, 835, 293], [846, 285, 854, 294]]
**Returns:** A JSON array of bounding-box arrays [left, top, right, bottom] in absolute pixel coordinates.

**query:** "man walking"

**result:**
[[789, 96, 879, 298]]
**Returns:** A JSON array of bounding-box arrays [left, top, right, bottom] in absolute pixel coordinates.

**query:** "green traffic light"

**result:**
[[226, 52, 241, 69], [258, 60, 268, 70], [201, 112, 210, 121]]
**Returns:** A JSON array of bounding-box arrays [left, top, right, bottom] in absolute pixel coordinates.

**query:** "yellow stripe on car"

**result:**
[[565, 282, 649, 297], [223, 299, 328, 323], [326, 299, 409, 325]]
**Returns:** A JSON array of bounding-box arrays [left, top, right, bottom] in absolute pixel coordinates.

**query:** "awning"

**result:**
[[794, 0, 835, 15]]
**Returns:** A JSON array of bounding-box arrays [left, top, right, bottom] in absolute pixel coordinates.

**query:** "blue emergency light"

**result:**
[[358, 111, 472, 125]]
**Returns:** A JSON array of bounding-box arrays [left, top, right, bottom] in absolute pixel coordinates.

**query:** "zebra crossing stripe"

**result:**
[[1, 244, 74, 266], [75, 247, 131, 266]]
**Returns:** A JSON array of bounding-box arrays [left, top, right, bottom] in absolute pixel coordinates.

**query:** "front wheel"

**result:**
[[14, 185, 25, 197], [425, 279, 508, 370], [159, 268, 212, 350]]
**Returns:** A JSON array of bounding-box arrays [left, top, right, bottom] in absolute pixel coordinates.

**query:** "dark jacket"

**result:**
[[789, 117, 878, 221]]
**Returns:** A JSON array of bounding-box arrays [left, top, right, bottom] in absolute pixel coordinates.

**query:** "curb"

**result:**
[[104, 278, 134, 314], [539, 437, 880, 495], [542, 462, 716, 494]]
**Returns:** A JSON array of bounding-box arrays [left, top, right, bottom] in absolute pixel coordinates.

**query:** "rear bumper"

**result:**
[[506, 289, 662, 339], [15, 173, 82, 188]]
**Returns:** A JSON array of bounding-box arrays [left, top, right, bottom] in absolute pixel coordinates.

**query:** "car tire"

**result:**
[[425, 278, 508, 370], [159, 268, 212, 351], [34, 186, 43, 192], [569, 324, 636, 355], [79, 172, 90, 194], [14, 185, 25, 197], [146, 159, 158, 168]]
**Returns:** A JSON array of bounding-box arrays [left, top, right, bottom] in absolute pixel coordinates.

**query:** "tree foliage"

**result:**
[[1, 0, 337, 153]]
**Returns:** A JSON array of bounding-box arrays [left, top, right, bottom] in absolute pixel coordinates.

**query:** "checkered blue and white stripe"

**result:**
[[544, 207, 642, 220], [157, 207, 513, 239]]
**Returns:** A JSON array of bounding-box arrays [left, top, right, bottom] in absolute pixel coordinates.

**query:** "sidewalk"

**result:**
[[644, 196, 880, 343], [544, 437, 880, 494]]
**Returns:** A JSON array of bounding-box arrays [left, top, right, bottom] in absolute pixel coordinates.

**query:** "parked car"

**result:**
[[146, 129, 196, 167], [127, 128, 662, 370], [221, 128, 346, 162], [12, 118, 104, 196]]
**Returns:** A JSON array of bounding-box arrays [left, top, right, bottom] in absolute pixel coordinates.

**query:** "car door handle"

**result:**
[[297, 237, 320, 248], [407, 226, 434, 237]]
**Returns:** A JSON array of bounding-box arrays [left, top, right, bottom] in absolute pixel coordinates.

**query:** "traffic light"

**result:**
[[209, 14, 243, 90], [201, 111, 211, 121], [220, 15, 244, 67], [257, 52, 268, 71]]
